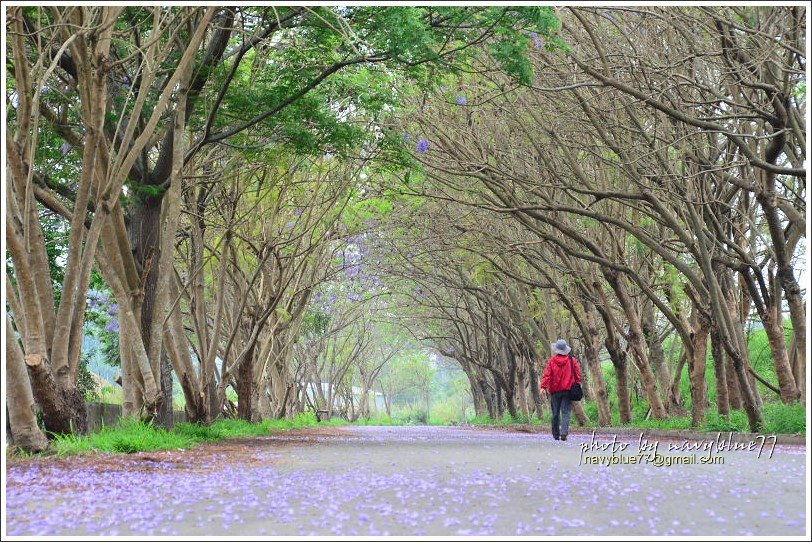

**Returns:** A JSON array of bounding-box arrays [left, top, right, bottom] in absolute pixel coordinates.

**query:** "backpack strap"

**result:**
[[569, 354, 576, 383]]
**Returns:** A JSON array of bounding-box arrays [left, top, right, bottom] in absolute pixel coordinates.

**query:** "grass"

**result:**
[[52, 417, 189, 455], [761, 401, 806, 434], [50, 412, 345, 457]]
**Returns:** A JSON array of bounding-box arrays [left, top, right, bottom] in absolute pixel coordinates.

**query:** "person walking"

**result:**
[[540, 339, 582, 441]]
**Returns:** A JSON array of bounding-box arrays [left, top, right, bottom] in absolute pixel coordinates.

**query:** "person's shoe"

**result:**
[[553, 436, 560, 440], [560, 434, 567, 441]]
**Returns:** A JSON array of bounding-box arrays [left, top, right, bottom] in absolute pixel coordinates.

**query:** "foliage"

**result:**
[[76, 353, 99, 402], [49, 413, 344, 456]]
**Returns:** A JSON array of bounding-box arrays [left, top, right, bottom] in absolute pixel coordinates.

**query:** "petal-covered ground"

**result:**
[[4, 426, 806, 536]]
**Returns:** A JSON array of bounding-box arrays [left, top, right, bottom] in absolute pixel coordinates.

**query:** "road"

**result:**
[[4, 425, 807, 536]]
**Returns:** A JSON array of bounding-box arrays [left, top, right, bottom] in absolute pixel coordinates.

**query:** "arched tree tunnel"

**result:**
[[6, 5, 806, 454]]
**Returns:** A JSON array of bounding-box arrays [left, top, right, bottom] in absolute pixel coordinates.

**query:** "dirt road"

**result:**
[[4, 426, 807, 536]]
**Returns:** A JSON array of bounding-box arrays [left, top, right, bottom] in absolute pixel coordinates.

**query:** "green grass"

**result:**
[[703, 410, 750, 433], [53, 417, 189, 455], [49, 412, 344, 457], [762, 401, 806, 434]]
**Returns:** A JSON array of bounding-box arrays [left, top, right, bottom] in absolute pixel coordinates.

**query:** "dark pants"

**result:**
[[549, 391, 572, 439]]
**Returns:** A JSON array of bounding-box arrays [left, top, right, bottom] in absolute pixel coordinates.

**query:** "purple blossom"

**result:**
[[416, 139, 429, 153], [529, 31, 543, 49], [455, 95, 467, 106], [107, 303, 119, 316], [346, 265, 360, 279], [87, 290, 108, 309], [104, 319, 120, 333]]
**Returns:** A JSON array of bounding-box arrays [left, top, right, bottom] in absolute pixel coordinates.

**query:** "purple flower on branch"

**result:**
[[455, 95, 467, 106], [105, 319, 120, 333], [416, 139, 429, 153]]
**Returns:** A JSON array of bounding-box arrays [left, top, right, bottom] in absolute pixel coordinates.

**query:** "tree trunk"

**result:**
[[516, 363, 530, 418], [755, 164, 806, 401], [504, 384, 517, 419], [237, 347, 255, 421], [258, 384, 273, 419], [460, 360, 488, 417], [24, 354, 87, 435], [605, 269, 668, 419], [359, 383, 371, 419], [615, 362, 631, 424], [157, 350, 174, 428], [724, 351, 743, 410], [669, 348, 688, 413], [583, 305, 611, 425], [642, 302, 673, 414], [571, 401, 589, 426], [6, 318, 49, 452], [527, 359, 545, 419], [382, 385, 392, 417], [760, 277, 800, 403], [127, 193, 167, 419], [481, 379, 496, 418], [788, 332, 805, 405], [601, 327, 630, 422], [710, 327, 730, 416], [594, 284, 631, 424], [688, 309, 710, 428], [208, 378, 221, 421]]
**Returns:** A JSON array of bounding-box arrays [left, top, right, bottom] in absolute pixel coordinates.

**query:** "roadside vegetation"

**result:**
[[43, 413, 346, 456]]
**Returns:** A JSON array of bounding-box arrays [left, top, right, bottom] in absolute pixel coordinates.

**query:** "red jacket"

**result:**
[[540, 354, 582, 394]]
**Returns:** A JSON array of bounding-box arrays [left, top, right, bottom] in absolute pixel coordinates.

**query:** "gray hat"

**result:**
[[552, 339, 571, 355]]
